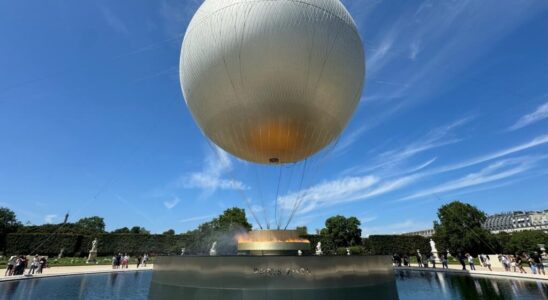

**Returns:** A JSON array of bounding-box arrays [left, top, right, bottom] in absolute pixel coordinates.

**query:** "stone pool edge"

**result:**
[[0, 267, 152, 282], [395, 266, 548, 282]]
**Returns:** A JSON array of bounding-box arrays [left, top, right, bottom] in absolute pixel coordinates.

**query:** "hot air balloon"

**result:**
[[180, 0, 365, 164]]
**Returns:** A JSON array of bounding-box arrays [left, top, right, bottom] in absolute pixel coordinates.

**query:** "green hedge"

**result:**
[[5, 233, 194, 257], [367, 235, 430, 255]]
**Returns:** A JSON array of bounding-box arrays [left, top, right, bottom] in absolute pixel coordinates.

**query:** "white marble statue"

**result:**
[[86, 238, 98, 264], [209, 241, 217, 256], [91, 239, 98, 252], [315, 242, 323, 256], [180, 248, 186, 256]]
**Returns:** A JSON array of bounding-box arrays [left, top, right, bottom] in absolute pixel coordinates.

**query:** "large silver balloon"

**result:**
[[180, 0, 365, 164]]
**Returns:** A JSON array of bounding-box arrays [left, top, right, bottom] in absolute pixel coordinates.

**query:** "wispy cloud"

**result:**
[[366, 219, 432, 236], [430, 134, 548, 174], [354, 117, 472, 174], [179, 214, 215, 223], [409, 40, 421, 60], [358, 0, 544, 127], [100, 6, 128, 34], [163, 197, 181, 210], [509, 101, 548, 131], [179, 146, 247, 194], [44, 214, 57, 224], [400, 156, 541, 201], [283, 133, 548, 215]]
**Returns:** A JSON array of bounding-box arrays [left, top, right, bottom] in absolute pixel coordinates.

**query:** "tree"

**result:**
[[321, 215, 362, 247], [163, 229, 175, 235], [433, 201, 494, 256], [505, 230, 548, 254], [215, 208, 252, 231], [112, 227, 130, 234], [130, 226, 150, 234], [185, 207, 252, 255], [1, 207, 20, 234], [75, 216, 105, 233], [1, 207, 21, 253]]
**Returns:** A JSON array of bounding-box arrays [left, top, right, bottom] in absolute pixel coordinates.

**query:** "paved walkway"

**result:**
[[397, 264, 548, 281], [0, 265, 153, 282]]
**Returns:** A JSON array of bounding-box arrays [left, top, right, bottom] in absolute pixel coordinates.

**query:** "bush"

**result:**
[[367, 235, 430, 256], [4, 233, 194, 257]]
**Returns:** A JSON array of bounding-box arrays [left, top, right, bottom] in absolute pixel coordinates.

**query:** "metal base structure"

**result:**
[[149, 256, 399, 300]]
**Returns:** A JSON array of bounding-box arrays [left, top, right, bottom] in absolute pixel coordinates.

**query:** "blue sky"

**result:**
[[1, 0, 548, 235]]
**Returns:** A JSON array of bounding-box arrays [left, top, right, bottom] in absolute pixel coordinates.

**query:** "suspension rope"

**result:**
[[273, 164, 283, 230]]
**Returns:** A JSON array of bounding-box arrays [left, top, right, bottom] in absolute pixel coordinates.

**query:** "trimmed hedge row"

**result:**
[[367, 235, 430, 255], [5, 233, 194, 257], [5, 233, 430, 257]]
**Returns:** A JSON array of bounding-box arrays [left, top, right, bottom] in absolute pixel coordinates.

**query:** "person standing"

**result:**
[[442, 254, 449, 269], [533, 252, 545, 275], [484, 254, 492, 271], [36, 256, 46, 274], [528, 255, 538, 274], [458, 253, 467, 270], [515, 254, 527, 274], [511, 256, 517, 272], [416, 252, 423, 268], [137, 255, 142, 268], [13, 256, 23, 275], [27, 255, 39, 275], [143, 253, 148, 267], [467, 254, 476, 271], [501, 255, 510, 272], [5, 256, 16, 276]]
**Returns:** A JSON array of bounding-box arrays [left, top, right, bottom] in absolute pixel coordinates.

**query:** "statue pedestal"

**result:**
[[431, 250, 442, 264], [86, 250, 97, 264]]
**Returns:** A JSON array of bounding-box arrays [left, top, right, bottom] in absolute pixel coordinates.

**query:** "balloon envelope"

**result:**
[[181, 0, 365, 164]]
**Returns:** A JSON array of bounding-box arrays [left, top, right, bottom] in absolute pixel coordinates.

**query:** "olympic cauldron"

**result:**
[[236, 230, 310, 256], [149, 230, 399, 299]]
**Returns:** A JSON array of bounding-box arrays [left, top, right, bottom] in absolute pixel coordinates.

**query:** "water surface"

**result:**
[[1, 270, 547, 299]]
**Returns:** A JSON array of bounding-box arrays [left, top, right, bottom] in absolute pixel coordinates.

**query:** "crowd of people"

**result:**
[[393, 250, 547, 275], [111, 253, 149, 269], [4, 255, 48, 277]]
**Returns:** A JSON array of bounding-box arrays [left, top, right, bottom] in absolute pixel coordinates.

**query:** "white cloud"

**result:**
[[44, 214, 57, 224], [400, 156, 540, 201], [180, 146, 247, 193], [509, 101, 548, 131], [365, 219, 432, 236], [354, 117, 471, 174], [179, 214, 215, 223], [358, 0, 545, 127], [163, 197, 181, 210], [430, 134, 548, 174], [279, 176, 379, 214], [284, 133, 548, 215]]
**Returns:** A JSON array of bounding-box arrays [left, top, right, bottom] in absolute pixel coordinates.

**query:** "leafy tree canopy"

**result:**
[[130, 226, 150, 234], [163, 229, 175, 235], [75, 216, 106, 233], [433, 201, 493, 256], [320, 215, 362, 247], [111, 227, 130, 234], [0, 207, 20, 234]]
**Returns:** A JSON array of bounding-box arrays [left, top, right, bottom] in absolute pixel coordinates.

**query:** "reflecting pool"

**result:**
[[1, 270, 547, 299]]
